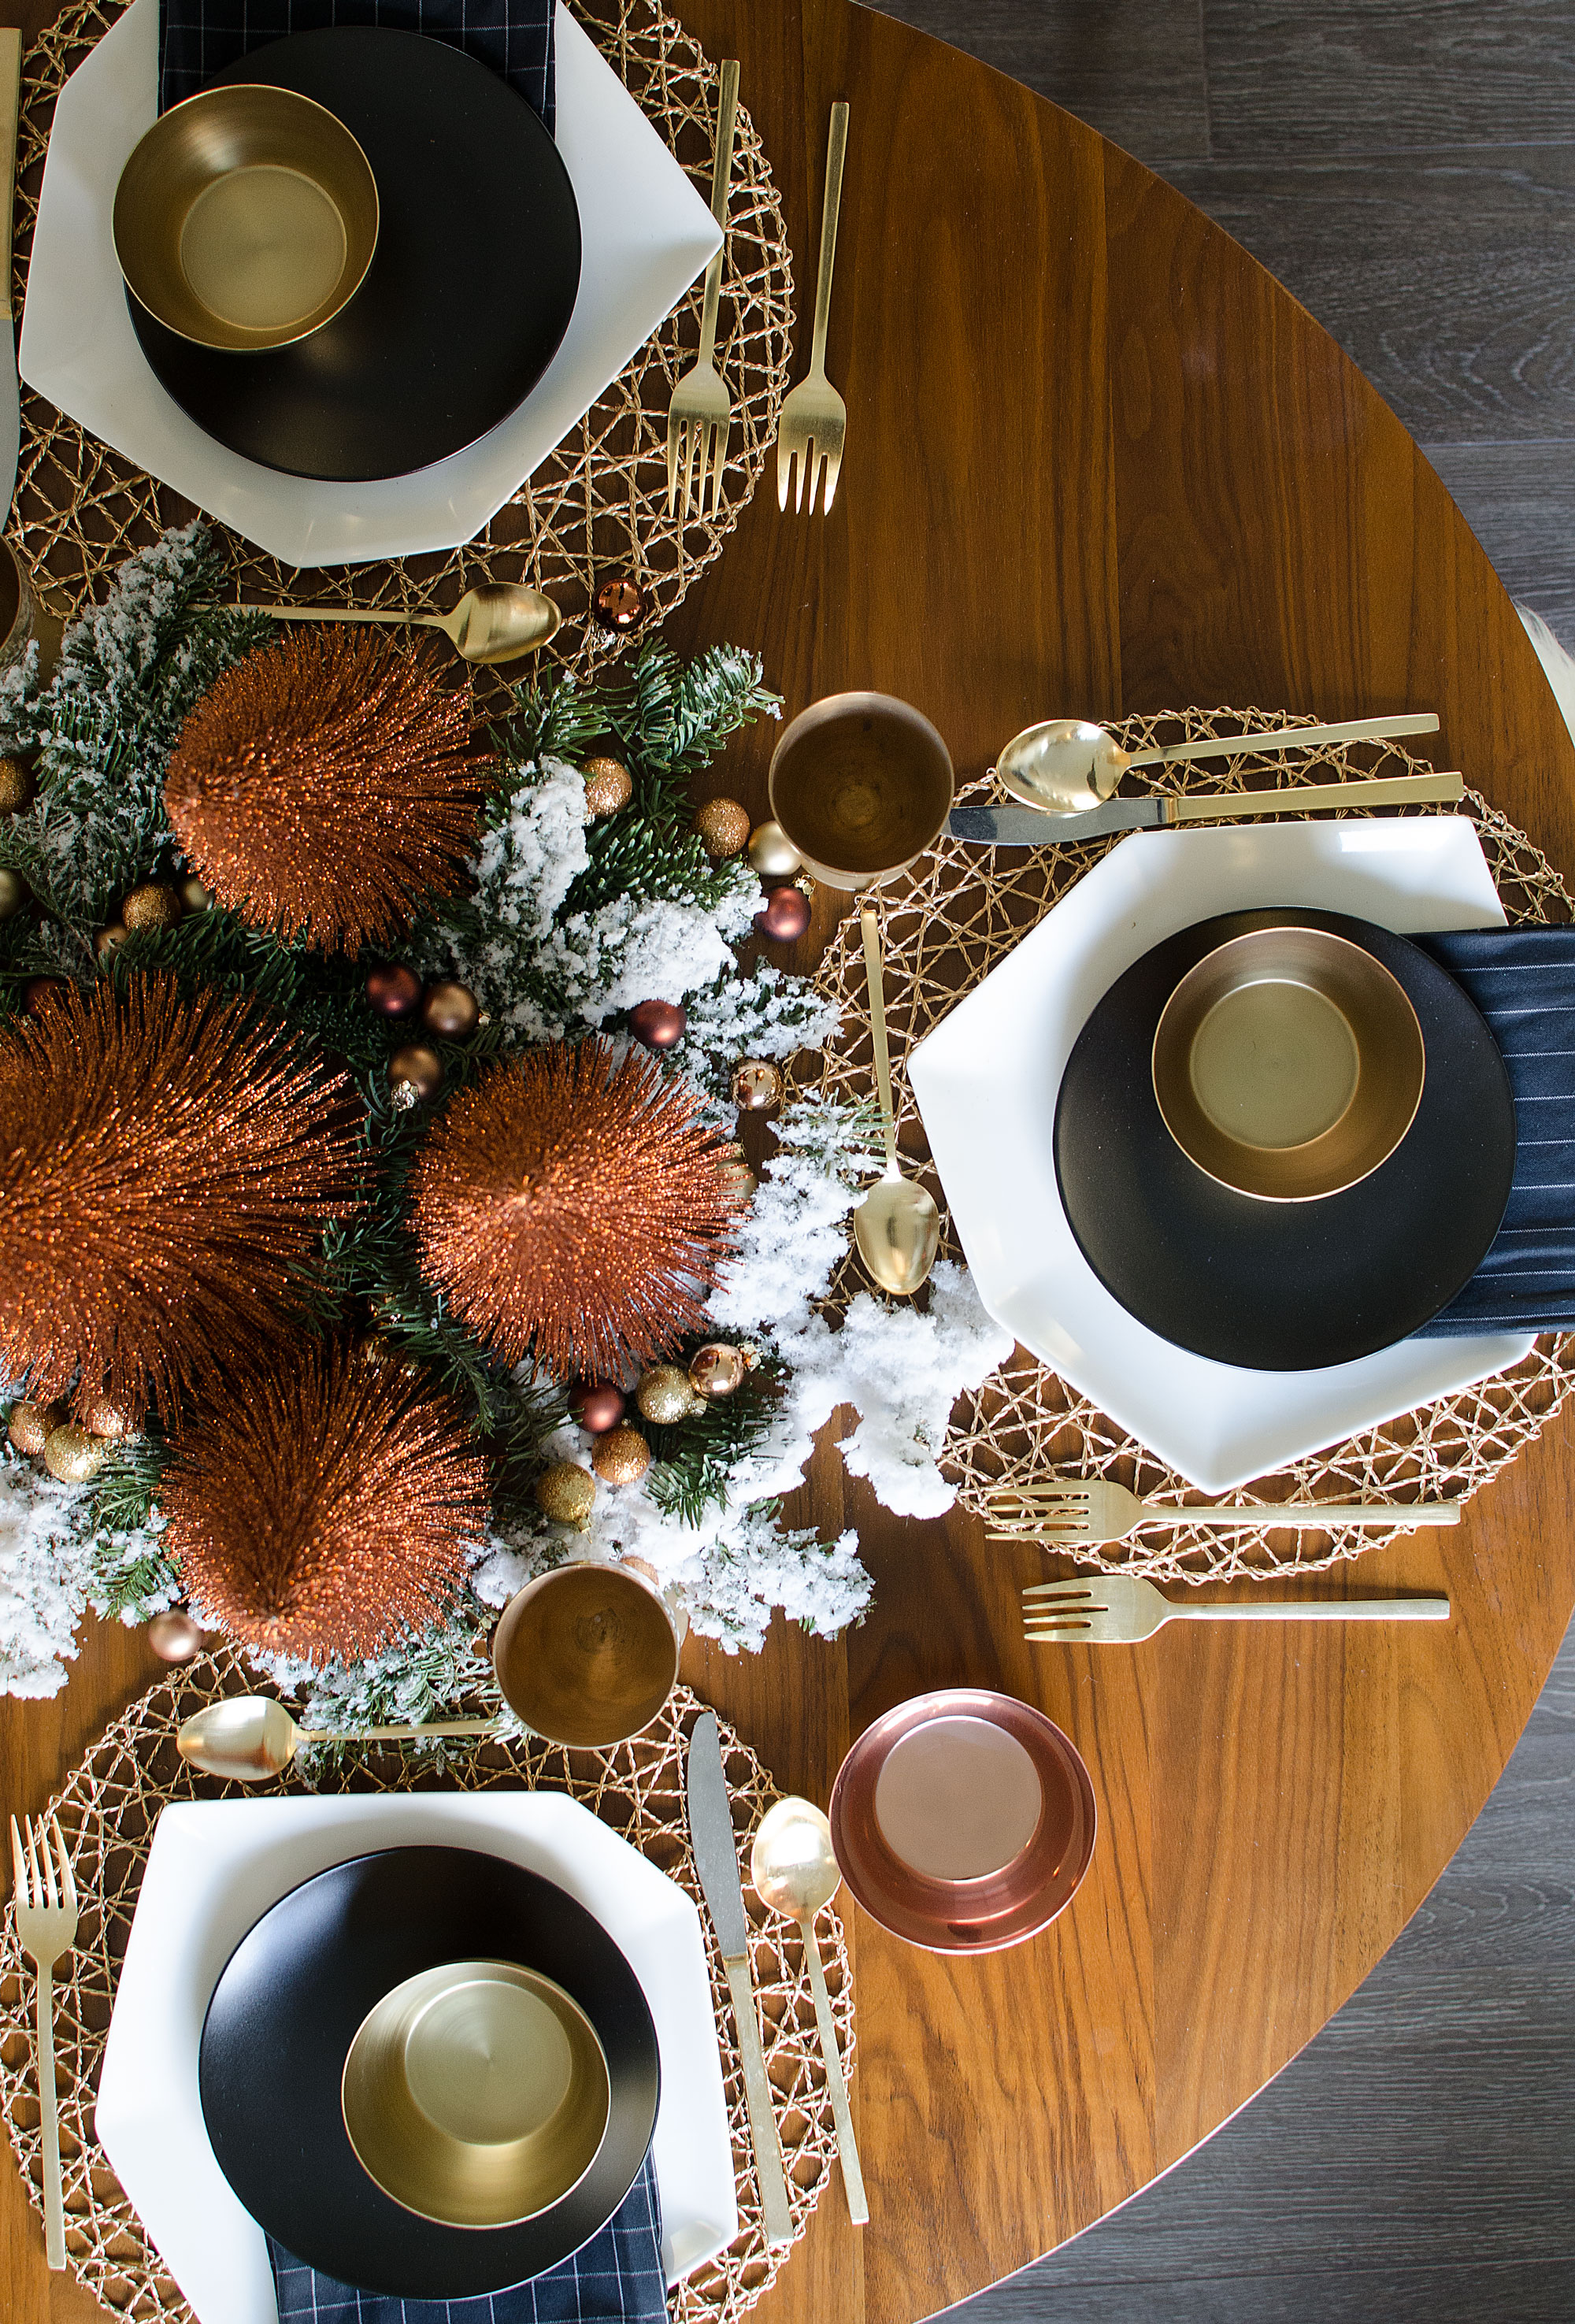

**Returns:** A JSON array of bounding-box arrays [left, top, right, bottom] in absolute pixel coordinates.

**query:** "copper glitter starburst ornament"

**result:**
[[163, 629, 489, 952], [0, 976, 362, 1421], [410, 1038, 743, 1380], [161, 1335, 487, 1662]]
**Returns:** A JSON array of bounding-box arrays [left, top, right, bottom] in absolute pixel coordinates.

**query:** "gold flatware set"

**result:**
[[1023, 1573, 1451, 1646], [666, 58, 740, 521], [10, 1814, 76, 2270], [989, 1477, 1462, 1549], [776, 99, 849, 514]]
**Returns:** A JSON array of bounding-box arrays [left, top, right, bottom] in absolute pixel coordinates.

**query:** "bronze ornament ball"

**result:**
[[42, 1422, 109, 1484], [591, 577, 646, 632], [7, 1399, 63, 1457], [388, 1042, 444, 1104], [732, 1058, 784, 1113], [688, 1341, 747, 1399], [146, 1608, 204, 1662], [0, 867, 27, 921], [366, 962, 424, 1017], [628, 998, 687, 1051], [121, 880, 184, 932], [21, 978, 65, 1015], [693, 797, 751, 861], [420, 980, 480, 1040], [582, 757, 634, 817], [0, 756, 34, 813], [755, 884, 811, 944], [535, 1459, 598, 1529], [570, 1379, 626, 1434], [591, 1425, 652, 1486], [747, 820, 802, 880], [636, 1364, 700, 1425]]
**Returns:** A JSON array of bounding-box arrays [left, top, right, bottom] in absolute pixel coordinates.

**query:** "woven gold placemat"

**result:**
[[0, 1656, 850, 2322], [9, 0, 791, 688], [806, 712, 1575, 1581]]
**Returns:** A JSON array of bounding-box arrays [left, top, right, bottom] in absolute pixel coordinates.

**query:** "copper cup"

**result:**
[[768, 691, 954, 891], [491, 1560, 683, 1749]]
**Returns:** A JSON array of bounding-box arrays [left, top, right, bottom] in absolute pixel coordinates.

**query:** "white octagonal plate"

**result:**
[[20, 0, 721, 565], [907, 816, 1532, 1491]]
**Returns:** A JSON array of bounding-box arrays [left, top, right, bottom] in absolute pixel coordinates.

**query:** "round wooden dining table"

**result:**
[[6, 0, 1575, 2319]]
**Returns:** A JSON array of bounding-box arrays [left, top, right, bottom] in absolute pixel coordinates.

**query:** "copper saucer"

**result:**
[[828, 1688, 1096, 1954]]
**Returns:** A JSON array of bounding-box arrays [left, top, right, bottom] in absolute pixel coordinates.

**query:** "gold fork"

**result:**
[[10, 1814, 77, 2269], [1024, 1573, 1451, 1645], [666, 58, 740, 521], [988, 1477, 1461, 1548], [776, 100, 849, 513]]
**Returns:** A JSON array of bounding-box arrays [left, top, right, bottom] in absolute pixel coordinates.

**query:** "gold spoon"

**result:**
[[853, 903, 939, 1298], [232, 581, 563, 666], [994, 711, 1443, 816], [176, 1695, 501, 1783], [750, 1796, 868, 2226]]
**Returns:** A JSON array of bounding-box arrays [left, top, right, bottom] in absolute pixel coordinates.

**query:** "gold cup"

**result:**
[[768, 691, 954, 891], [491, 1560, 683, 1749], [113, 84, 379, 351], [342, 1959, 610, 2229], [1151, 925, 1425, 1202]]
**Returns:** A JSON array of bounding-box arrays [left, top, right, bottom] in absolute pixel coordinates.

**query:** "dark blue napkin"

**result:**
[[264, 2153, 666, 2324], [158, 0, 555, 133], [1413, 925, 1575, 1336]]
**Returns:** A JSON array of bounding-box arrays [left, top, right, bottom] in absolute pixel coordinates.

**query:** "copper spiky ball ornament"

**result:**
[[163, 629, 489, 951], [410, 1038, 743, 1380], [0, 976, 361, 1420], [161, 1335, 488, 1661]]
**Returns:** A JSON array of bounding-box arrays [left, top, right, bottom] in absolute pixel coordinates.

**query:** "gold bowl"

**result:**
[[768, 691, 954, 891], [491, 1562, 681, 1748], [342, 1959, 610, 2229], [1151, 925, 1425, 1202], [113, 84, 379, 351]]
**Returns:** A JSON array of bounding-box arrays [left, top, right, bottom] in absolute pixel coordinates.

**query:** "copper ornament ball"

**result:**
[[0, 867, 27, 921], [420, 979, 480, 1040], [688, 1341, 746, 1399], [366, 962, 424, 1017], [21, 977, 65, 1016], [732, 1058, 784, 1113], [121, 880, 184, 932], [388, 1041, 444, 1103], [77, 1392, 132, 1441], [747, 820, 803, 880], [535, 1459, 598, 1529], [636, 1364, 700, 1425], [570, 1379, 626, 1434], [693, 797, 750, 861], [628, 998, 687, 1051], [755, 884, 811, 944], [591, 1425, 652, 1486], [0, 755, 34, 813], [146, 1609, 204, 1663], [7, 1399, 63, 1458], [582, 756, 634, 817], [591, 577, 646, 632], [42, 1422, 109, 1484]]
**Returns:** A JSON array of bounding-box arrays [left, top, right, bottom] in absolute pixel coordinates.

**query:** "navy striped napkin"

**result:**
[[264, 2154, 666, 2324], [1414, 925, 1575, 1336], [158, 0, 555, 132]]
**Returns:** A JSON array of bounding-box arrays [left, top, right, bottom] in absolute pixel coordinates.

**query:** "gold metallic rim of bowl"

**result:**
[[1151, 925, 1426, 1203], [491, 1561, 681, 1748], [113, 83, 380, 352], [768, 690, 954, 891], [341, 1959, 611, 2230]]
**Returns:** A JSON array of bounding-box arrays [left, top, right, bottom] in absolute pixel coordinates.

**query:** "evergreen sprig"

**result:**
[[643, 1355, 787, 1528]]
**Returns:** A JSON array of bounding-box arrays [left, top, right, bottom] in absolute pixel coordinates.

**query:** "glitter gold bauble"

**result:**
[[42, 1422, 108, 1483], [410, 1039, 742, 1380], [420, 980, 480, 1039], [0, 757, 34, 813], [536, 1460, 597, 1529], [76, 1392, 132, 1440], [163, 630, 489, 952], [0, 868, 27, 921], [636, 1365, 700, 1425], [732, 1058, 784, 1113], [0, 975, 361, 1421], [693, 797, 750, 861], [688, 1341, 747, 1399], [366, 962, 423, 1017], [581, 756, 633, 817], [7, 1399, 62, 1456], [747, 821, 802, 879], [569, 1379, 626, 1434], [389, 1042, 444, 1105], [591, 1425, 651, 1486], [161, 1334, 487, 1661], [121, 881, 183, 932], [146, 1609, 203, 1662], [755, 884, 811, 943]]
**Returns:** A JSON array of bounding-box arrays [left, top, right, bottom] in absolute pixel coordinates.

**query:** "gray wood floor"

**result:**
[[854, 2, 1575, 2315]]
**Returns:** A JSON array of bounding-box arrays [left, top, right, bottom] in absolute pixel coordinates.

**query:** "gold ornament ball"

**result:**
[[389, 1042, 444, 1105], [146, 1609, 204, 1663], [77, 1392, 132, 1441], [689, 1341, 747, 1399], [693, 797, 751, 861], [582, 756, 634, 817], [717, 1141, 758, 1203], [732, 1058, 784, 1114], [420, 980, 480, 1040], [636, 1364, 701, 1425], [0, 867, 27, 921], [591, 1425, 652, 1486], [94, 922, 129, 959], [121, 880, 184, 932], [0, 756, 34, 813], [747, 821, 802, 879], [535, 1459, 598, 1529], [180, 873, 214, 912], [42, 1422, 109, 1484], [7, 1399, 63, 1457]]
